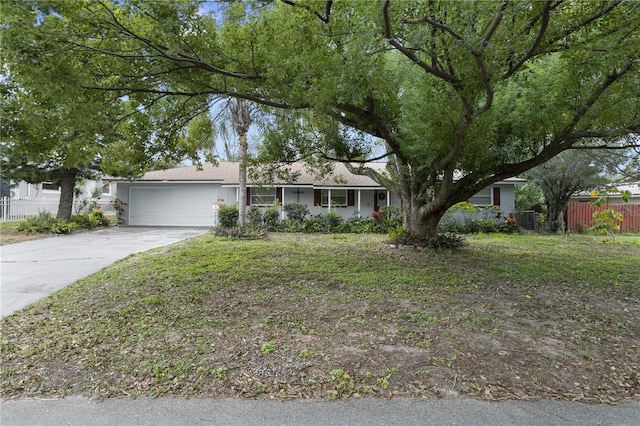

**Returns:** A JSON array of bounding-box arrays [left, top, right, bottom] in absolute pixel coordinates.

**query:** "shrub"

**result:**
[[322, 212, 344, 233], [217, 204, 239, 228], [303, 212, 344, 233], [423, 233, 467, 250], [263, 207, 280, 231], [90, 210, 110, 227], [71, 210, 110, 229], [18, 212, 75, 234], [338, 216, 375, 234], [497, 213, 520, 234], [382, 205, 403, 221], [388, 226, 466, 251], [247, 206, 263, 228], [283, 202, 309, 222], [388, 226, 416, 245], [279, 219, 305, 233]]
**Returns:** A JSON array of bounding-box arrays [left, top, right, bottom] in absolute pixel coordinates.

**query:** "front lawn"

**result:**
[[0, 221, 53, 245], [1, 233, 638, 402]]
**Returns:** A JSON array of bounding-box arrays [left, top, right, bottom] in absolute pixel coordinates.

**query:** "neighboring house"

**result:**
[[571, 180, 640, 205], [567, 180, 640, 233], [108, 162, 523, 227], [0, 179, 115, 221]]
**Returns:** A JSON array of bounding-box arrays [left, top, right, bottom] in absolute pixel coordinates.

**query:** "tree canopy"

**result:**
[[526, 151, 608, 232], [3, 0, 639, 235], [1, 0, 214, 219]]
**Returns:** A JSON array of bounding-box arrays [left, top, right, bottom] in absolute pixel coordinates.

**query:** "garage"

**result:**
[[128, 184, 218, 227]]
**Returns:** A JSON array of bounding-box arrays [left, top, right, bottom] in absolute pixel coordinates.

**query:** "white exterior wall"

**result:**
[[117, 182, 219, 227], [495, 184, 517, 215], [114, 180, 517, 227]]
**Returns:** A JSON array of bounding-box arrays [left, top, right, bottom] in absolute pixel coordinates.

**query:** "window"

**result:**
[[42, 182, 59, 192], [101, 182, 111, 196], [250, 187, 276, 206], [469, 188, 491, 206], [321, 189, 347, 207]]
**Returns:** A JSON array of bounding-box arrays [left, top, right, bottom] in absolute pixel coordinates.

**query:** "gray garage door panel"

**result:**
[[129, 186, 217, 226]]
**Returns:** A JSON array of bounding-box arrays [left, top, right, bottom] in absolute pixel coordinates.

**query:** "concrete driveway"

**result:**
[[0, 227, 207, 318]]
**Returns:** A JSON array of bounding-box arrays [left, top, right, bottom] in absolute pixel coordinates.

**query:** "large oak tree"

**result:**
[[4, 0, 639, 236]]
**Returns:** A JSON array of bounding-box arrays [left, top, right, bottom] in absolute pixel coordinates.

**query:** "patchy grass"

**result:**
[[1, 233, 639, 402], [0, 221, 53, 245]]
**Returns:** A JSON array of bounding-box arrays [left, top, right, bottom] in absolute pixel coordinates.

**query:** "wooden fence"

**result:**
[[567, 202, 640, 233]]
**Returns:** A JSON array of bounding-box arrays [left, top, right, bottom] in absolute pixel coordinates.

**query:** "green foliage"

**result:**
[[18, 212, 76, 234], [70, 210, 110, 229], [217, 204, 239, 228], [283, 202, 309, 222], [439, 203, 518, 235], [246, 206, 263, 228], [515, 182, 544, 211], [389, 226, 466, 251], [526, 151, 609, 233], [262, 207, 280, 231], [5, 1, 638, 236], [260, 341, 276, 355], [423, 233, 468, 251], [303, 212, 344, 233], [588, 188, 630, 241], [337, 216, 373, 234], [591, 209, 624, 240]]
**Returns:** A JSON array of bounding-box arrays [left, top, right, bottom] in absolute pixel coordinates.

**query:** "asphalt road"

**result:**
[[1, 397, 639, 426], [0, 226, 207, 317]]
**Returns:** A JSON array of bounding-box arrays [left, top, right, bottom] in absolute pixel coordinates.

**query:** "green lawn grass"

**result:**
[[1, 232, 638, 401]]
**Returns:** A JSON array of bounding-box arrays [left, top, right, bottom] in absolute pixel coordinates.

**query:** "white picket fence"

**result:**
[[0, 197, 115, 222]]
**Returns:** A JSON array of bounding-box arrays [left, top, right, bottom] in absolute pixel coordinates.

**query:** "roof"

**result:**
[[573, 181, 640, 199], [122, 162, 388, 188], [110, 161, 526, 188]]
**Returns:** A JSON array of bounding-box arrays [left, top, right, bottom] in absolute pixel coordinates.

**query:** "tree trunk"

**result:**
[[546, 200, 567, 233], [56, 169, 78, 221], [238, 131, 247, 229], [402, 193, 449, 239]]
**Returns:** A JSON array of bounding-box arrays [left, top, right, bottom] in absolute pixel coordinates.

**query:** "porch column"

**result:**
[[387, 190, 390, 208], [281, 188, 285, 220], [357, 190, 362, 217], [327, 189, 331, 213]]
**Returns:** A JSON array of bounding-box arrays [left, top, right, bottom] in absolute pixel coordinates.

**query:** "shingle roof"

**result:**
[[131, 162, 388, 188]]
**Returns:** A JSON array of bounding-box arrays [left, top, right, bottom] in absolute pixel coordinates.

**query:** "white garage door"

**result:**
[[129, 185, 217, 226]]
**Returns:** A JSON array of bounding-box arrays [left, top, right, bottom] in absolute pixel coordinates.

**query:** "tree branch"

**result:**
[[381, 0, 459, 86], [280, 0, 333, 24], [503, 1, 552, 79], [92, 0, 263, 80], [547, 0, 623, 45], [82, 86, 309, 110], [559, 61, 635, 139], [334, 98, 403, 161], [480, 1, 508, 51]]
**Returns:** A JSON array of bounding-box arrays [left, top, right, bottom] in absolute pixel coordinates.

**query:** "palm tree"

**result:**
[[229, 99, 254, 228]]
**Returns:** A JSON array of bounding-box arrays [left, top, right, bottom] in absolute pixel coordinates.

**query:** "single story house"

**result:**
[[109, 162, 523, 227]]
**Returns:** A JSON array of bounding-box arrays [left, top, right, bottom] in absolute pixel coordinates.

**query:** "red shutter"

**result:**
[[347, 190, 355, 207], [314, 189, 322, 206], [493, 187, 501, 206], [246, 187, 251, 206], [276, 187, 283, 204]]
